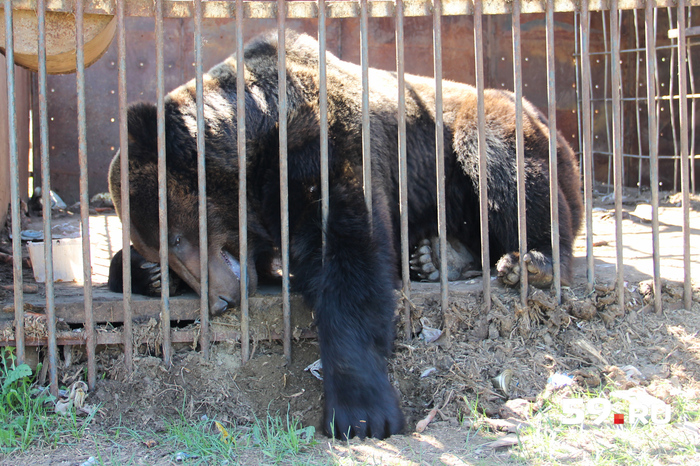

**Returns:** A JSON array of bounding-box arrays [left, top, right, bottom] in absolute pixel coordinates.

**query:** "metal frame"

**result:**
[[1, 0, 696, 388]]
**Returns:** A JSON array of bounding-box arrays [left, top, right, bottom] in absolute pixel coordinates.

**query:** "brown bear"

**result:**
[[108, 31, 582, 440]]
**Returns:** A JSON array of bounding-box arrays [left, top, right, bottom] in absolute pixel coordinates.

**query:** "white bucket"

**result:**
[[27, 238, 84, 283]]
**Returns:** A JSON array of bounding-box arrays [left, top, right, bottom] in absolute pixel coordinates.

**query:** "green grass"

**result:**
[[0, 347, 58, 452], [0, 348, 100, 454]]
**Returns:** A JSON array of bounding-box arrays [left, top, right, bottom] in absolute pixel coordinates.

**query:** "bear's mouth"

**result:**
[[221, 250, 241, 280]]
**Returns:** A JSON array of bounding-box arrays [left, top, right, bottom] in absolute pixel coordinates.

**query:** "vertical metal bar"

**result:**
[[687, 9, 697, 195], [360, 0, 372, 227], [668, 8, 679, 192], [634, 10, 644, 192], [546, 0, 561, 302], [602, 12, 613, 189], [4, 0, 25, 364], [278, 0, 291, 364], [474, 0, 490, 311], [319, 0, 329, 263], [396, 0, 411, 338], [236, 0, 249, 363], [75, 0, 95, 390], [433, 0, 448, 314], [645, 0, 662, 314], [610, 0, 625, 307], [37, 0, 57, 396], [155, 0, 172, 365], [117, 0, 133, 373], [512, 0, 528, 307], [580, 0, 595, 292], [677, 0, 692, 311], [194, 0, 210, 358]]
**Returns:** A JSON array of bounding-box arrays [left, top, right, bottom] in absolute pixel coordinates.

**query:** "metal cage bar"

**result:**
[[433, 0, 449, 314], [319, 0, 329, 262], [278, 0, 292, 364], [546, 0, 562, 302], [611, 0, 626, 307], [677, 0, 693, 311], [580, 0, 595, 292], [37, 0, 58, 396], [117, 0, 133, 372], [361, 0, 373, 229], [194, 0, 210, 358], [645, 0, 663, 314], [4, 0, 25, 365], [512, 0, 528, 307], [237, 0, 250, 364], [155, 0, 172, 365], [396, 0, 411, 337], [75, 0, 96, 390], [474, 0, 491, 312]]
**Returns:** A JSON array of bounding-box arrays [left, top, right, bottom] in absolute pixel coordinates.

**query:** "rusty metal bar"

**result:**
[[37, 0, 58, 396], [361, 0, 372, 228], [474, 0, 490, 311], [194, 0, 210, 358], [0, 327, 318, 348], [155, 0, 172, 365], [319, 0, 329, 262], [396, 0, 411, 338], [433, 0, 448, 314], [546, 0, 561, 302], [75, 0, 96, 390], [278, 0, 292, 364], [668, 7, 679, 191], [512, 0, 528, 307], [677, 0, 692, 311], [611, 0, 625, 307], [117, 0, 133, 373], [580, 0, 595, 291], [236, 0, 249, 364], [602, 11, 613, 188], [4, 0, 25, 364], [634, 9, 644, 192], [688, 9, 697, 194], [5, 0, 700, 18], [645, 0, 662, 314]]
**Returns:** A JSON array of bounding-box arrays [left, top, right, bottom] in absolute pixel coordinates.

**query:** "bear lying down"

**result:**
[[108, 31, 582, 439]]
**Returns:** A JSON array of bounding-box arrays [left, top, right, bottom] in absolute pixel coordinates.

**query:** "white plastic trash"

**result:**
[[27, 238, 83, 283]]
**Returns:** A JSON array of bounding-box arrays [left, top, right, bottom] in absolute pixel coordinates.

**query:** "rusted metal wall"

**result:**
[[0, 56, 31, 232]]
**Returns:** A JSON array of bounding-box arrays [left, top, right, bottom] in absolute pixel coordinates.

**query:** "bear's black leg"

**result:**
[[290, 182, 404, 440]]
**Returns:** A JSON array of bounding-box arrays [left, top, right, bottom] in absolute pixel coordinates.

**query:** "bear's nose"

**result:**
[[210, 296, 233, 316]]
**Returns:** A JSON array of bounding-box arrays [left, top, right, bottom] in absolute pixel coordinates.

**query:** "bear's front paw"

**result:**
[[323, 378, 404, 440], [139, 261, 183, 295]]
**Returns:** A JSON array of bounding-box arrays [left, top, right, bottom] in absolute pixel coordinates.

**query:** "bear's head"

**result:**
[[109, 101, 257, 315]]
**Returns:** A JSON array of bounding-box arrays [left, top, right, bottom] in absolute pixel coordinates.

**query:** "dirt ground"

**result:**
[[1, 186, 700, 465]]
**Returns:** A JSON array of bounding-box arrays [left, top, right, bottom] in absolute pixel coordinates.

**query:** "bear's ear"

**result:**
[[127, 102, 158, 161]]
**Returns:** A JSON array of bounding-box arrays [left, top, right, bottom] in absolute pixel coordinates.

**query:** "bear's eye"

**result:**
[[171, 235, 181, 248]]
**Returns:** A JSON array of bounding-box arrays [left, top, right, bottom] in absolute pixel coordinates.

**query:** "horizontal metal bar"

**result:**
[[590, 151, 700, 160], [0, 327, 318, 347], [668, 25, 700, 38], [3, 0, 699, 18]]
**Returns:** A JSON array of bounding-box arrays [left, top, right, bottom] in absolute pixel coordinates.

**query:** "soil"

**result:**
[[1, 186, 699, 465]]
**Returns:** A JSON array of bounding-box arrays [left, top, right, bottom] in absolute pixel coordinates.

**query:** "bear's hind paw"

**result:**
[[496, 251, 554, 288]]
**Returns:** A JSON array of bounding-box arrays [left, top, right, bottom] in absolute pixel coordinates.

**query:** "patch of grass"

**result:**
[[0, 348, 57, 452], [136, 409, 318, 465], [0, 348, 98, 455]]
